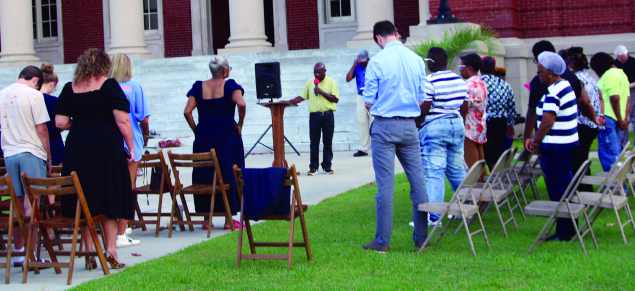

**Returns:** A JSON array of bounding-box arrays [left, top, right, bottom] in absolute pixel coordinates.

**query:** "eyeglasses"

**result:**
[[228, 66, 232, 71], [423, 58, 435, 64], [459, 65, 467, 69], [532, 59, 538, 64], [537, 69, 547, 75]]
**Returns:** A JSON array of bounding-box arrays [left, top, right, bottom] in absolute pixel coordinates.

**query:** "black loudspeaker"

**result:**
[[255, 62, 282, 99]]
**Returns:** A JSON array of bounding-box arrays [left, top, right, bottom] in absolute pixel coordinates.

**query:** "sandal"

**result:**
[[224, 220, 245, 230], [202, 223, 214, 230]]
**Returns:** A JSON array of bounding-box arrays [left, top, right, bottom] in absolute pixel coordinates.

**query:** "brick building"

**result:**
[[2, 0, 634, 66]]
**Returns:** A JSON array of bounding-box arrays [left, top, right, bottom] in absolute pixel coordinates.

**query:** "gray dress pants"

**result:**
[[370, 117, 428, 247]]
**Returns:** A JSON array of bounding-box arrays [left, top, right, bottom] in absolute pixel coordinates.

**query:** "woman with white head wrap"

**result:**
[[530, 51, 580, 242]]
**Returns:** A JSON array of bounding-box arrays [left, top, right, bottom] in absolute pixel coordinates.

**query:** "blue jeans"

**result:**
[[371, 118, 429, 247], [419, 118, 467, 221], [540, 147, 576, 236], [598, 117, 622, 172]]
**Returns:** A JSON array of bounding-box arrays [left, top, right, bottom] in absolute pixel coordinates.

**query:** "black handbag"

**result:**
[[149, 166, 170, 191]]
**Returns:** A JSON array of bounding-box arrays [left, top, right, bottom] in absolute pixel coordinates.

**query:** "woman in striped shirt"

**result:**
[[531, 51, 579, 242]]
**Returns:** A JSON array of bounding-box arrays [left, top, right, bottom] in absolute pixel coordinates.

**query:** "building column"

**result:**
[[0, 0, 41, 68], [218, 0, 275, 55], [347, 0, 394, 47], [107, 0, 157, 60], [419, 0, 431, 25]]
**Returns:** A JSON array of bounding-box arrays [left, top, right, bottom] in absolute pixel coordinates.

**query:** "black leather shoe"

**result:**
[[353, 150, 368, 157]]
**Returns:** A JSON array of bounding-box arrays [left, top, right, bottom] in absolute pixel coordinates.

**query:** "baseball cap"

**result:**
[[358, 49, 369, 62]]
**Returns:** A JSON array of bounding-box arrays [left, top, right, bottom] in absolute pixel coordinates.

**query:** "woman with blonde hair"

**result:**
[[55, 48, 134, 269], [39, 63, 64, 166], [107, 53, 150, 248]]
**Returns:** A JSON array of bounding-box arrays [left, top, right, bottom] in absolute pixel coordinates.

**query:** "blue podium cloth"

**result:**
[[242, 167, 291, 221]]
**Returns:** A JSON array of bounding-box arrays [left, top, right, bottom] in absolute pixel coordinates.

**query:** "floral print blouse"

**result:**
[[575, 70, 604, 130], [482, 75, 518, 127], [465, 75, 488, 144]]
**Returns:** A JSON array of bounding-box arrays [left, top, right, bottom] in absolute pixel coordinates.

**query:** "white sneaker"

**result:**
[[116, 234, 140, 248], [428, 220, 442, 227], [125, 228, 133, 235]]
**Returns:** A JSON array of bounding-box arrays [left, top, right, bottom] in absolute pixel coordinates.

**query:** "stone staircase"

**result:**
[[0, 45, 381, 154]]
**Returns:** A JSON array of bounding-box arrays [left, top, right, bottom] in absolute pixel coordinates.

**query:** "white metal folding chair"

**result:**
[[525, 159, 597, 256], [418, 161, 490, 257]]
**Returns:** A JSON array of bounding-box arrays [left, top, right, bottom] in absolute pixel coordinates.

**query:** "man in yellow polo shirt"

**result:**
[[289, 62, 339, 175]]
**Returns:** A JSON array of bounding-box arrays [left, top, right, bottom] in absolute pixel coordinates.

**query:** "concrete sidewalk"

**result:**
[[5, 150, 404, 290]]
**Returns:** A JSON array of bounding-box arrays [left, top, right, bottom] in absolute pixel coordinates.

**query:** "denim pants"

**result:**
[[540, 147, 576, 236], [371, 118, 429, 247], [598, 117, 622, 172], [419, 117, 467, 221]]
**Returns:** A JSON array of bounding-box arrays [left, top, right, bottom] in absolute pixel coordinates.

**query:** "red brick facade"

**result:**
[[427, 0, 633, 39], [163, 0, 193, 58], [62, 0, 104, 64], [4, 1, 634, 63], [393, 0, 420, 38], [286, 0, 320, 50]]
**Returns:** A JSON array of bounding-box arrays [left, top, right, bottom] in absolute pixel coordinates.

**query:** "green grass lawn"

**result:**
[[72, 159, 635, 290]]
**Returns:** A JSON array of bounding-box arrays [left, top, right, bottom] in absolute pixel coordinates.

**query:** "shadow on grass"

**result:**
[[72, 159, 635, 290]]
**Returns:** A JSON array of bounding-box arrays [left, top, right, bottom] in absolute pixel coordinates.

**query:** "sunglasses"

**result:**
[[423, 58, 435, 64]]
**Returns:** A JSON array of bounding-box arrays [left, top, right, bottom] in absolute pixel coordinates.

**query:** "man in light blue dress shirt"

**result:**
[[361, 20, 429, 253]]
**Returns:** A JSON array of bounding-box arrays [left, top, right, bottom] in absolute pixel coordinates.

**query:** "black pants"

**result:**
[[571, 123, 600, 192], [483, 117, 508, 170], [309, 111, 334, 170]]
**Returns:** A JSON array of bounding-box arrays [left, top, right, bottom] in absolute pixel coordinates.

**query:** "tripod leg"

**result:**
[[245, 125, 272, 158], [284, 135, 301, 156]]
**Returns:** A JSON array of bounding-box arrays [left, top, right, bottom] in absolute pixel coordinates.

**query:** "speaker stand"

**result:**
[[245, 124, 301, 158]]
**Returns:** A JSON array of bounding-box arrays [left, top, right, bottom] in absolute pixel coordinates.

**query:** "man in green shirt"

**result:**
[[290, 62, 339, 175]]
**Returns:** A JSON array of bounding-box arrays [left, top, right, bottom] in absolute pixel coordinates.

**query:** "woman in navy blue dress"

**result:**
[[184, 55, 246, 230], [39, 63, 64, 165]]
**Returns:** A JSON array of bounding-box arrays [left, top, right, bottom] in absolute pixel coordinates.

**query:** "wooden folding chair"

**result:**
[[581, 141, 631, 191], [21, 172, 109, 285], [233, 164, 311, 269], [456, 149, 524, 237], [167, 149, 234, 238], [129, 151, 184, 237], [574, 155, 635, 244], [512, 149, 546, 200], [0, 173, 30, 284], [525, 159, 597, 256], [418, 161, 490, 256]]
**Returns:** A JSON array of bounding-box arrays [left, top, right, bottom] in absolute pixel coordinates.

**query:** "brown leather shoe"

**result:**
[[363, 241, 388, 253], [416, 241, 431, 250]]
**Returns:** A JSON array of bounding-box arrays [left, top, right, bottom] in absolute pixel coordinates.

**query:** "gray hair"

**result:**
[[538, 51, 566, 75], [615, 45, 628, 57], [209, 55, 229, 77]]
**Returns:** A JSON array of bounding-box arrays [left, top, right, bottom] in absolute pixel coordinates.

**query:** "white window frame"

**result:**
[[32, 0, 61, 43], [143, 0, 160, 35], [325, 0, 356, 24]]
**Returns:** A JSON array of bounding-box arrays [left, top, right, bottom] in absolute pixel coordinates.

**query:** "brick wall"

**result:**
[[211, 0, 231, 54], [286, 0, 319, 50], [426, 0, 633, 39], [393, 0, 419, 38], [428, 0, 521, 38], [163, 0, 192, 58], [62, 0, 104, 64]]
